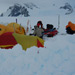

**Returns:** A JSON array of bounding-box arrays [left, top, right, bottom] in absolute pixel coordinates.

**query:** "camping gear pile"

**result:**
[[43, 24, 58, 37]]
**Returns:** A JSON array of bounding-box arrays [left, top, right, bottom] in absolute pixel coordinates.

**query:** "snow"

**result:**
[[0, 16, 75, 75]]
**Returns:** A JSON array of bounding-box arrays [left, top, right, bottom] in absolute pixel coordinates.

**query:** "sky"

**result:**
[[0, 0, 74, 14]]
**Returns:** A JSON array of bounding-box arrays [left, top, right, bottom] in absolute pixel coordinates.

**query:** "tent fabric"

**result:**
[[0, 32, 17, 49], [1, 46, 14, 49], [0, 23, 25, 36], [66, 21, 75, 31], [0, 24, 6, 35], [7, 22, 26, 34], [13, 33, 44, 51], [0, 32, 44, 50], [7, 22, 21, 28], [37, 39, 44, 48]]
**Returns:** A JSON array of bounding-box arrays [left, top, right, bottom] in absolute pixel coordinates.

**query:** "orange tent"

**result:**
[[66, 21, 75, 31]]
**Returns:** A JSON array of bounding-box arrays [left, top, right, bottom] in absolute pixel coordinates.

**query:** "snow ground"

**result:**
[[0, 16, 75, 75]]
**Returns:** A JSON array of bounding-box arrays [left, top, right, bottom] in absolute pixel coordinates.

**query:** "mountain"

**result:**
[[24, 3, 39, 10], [60, 3, 73, 15], [0, 2, 74, 17], [0, 3, 39, 17]]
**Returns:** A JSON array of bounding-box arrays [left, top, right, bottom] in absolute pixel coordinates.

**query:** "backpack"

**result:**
[[47, 24, 53, 29]]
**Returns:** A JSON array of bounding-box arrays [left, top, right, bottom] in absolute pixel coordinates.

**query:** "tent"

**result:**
[[0, 22, 25, 35], [0, 24, 6, 35], [13, 33, 44, 50], [0, 32, 44, 51], [66, 21, 75, 34], [0, 32, 17, 49], [66, 21, 75, 31]]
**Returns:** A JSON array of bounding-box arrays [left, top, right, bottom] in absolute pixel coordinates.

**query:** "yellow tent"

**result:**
[[13, 33, 44, 51], [0, 23, 26, 35], [7, 22, 26, 34], [0, 24, 6, 35]]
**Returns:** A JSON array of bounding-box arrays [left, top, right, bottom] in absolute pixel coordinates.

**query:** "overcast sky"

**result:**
[[0, 0, 74, 14]]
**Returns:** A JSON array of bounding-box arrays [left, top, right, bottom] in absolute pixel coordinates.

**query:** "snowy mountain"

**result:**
[[0, 2, 75, 17], [60, 3, 73, 15], [24, 3, 39, 10], [0, 3, 39, 17]]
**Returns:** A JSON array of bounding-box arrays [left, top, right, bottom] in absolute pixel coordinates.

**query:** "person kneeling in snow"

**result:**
[[33, 25, 44, 38], [30, 25, 44, 39]]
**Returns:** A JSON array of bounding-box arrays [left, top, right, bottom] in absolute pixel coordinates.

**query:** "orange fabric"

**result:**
[[66, 21, 75, 31]]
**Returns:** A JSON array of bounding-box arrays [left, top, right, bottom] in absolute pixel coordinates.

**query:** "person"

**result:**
[[33, 25, 44, 38], [37, 21, 44, 29], [66, 21, 75, 34]]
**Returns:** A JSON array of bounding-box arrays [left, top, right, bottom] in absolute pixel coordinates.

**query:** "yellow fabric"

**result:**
[[7, 22, 20, 28], [66, 21, 75, 31], [13, 33, 44, 51], [0, 45, 14, 47], [7, 22, 26, 34], [0, 23, 26, 35], [0, 24, 6, 35]]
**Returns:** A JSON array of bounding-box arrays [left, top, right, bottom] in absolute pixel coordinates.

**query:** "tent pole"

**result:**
[[13, 24, 15, 33], [20, 23, 22, 32]]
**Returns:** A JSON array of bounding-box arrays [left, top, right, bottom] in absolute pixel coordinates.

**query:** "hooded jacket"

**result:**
[[33, 26, 44, 37]]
